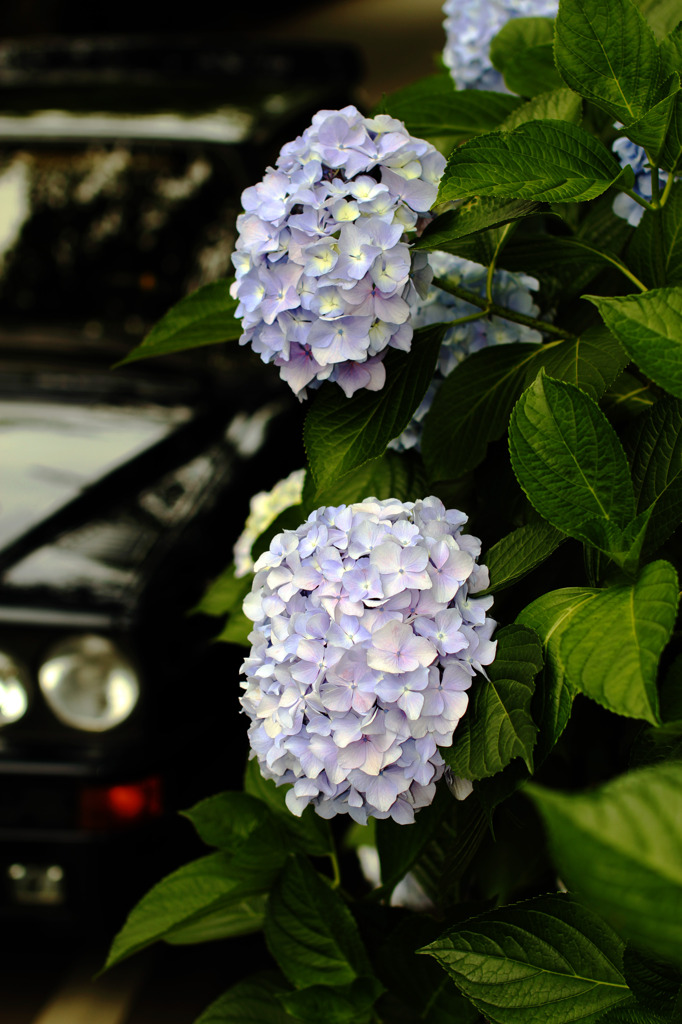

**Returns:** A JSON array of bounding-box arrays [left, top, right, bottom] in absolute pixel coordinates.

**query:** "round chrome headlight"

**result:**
[[0, 650, 30, 726], [38, 635, 139, 732]]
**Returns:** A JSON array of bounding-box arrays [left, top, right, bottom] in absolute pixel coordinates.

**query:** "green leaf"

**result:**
[[594, 1003, 668, 1023], [437, 120, 630, 204], [414, 197, 542, 251], [374, 784, 450, 896], [490, 16, 556, 74], [628, 395, 682, 555], [181, 792, 270, 852], [535, 325, 628, 402], [527, 761, 682, 967], [628, 182, 682, 288], [421, 343, 539, 481], [638, 0, 682, 40], [215, 611, 252, 648], [603, 371, 657, 419], [243, 758, 334, 858], [421, 893, 630, 1023], [106, 841, 284, 968], [304, 450, 427, 512], [622, 943, 682, 1016], [164, 894, 267, 945], [192, 564, 252, 618], [193, 974, 293, 1024], [503, 45, 566, 98], [278, 977, 384, 1024], [304, 325, 444, 493], [555, 0, 663, 124], [422, 330, 627, 481], [622, 76, 681, 165], [483, 519, 565, 593], [117, 280, 240, 365], [518, 560, 679, 725], [588, 288, 682, 400], [379, 76, 523, 142], [500, 88, 583, 129], [264, 855, 371, 988], [509, 372, 637, 547], [442, 625, 543, 780]]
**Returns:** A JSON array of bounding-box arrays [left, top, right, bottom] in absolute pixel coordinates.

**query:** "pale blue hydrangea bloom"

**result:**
[[442, 0, 558, 91], [391, 253, 542, 451], [231, 106, 446, 399], [611, 135, 673, 227], [240, 496, 495, 825]]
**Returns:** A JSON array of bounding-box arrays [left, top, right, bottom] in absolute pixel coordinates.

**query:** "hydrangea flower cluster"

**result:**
[[240, 496, 496, 825], [233, 469, 306, 577], [230, 106, 445, 399], [611, 135, 674, 226], [391, 252, 542, 450], [442, 0, 558, 91]]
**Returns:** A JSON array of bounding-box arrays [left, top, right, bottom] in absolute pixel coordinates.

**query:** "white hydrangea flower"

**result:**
[[233, 469, 306, 577], [240, 496, 496, 825]]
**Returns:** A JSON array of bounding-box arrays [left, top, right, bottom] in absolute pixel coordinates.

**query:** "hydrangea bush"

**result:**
[[108, 0, 682, 1021]]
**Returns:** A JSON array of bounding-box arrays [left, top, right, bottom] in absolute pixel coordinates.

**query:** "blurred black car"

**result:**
[[0, 36, 359, 931]]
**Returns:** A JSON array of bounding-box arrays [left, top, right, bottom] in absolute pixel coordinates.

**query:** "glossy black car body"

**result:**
[[0, 36, 359, 931]]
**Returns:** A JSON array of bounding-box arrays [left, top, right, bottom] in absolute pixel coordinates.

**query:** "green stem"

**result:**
[[618, 186, 657, 213], [660, 170, 676, 207], [648, 157, 661, 207], [433, 278, 575, 339], [486, 222, 514, 306], [329, 850, 342, 889]]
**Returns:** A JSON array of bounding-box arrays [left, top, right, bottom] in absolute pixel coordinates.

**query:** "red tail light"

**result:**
[[79, 775, 163, 830]]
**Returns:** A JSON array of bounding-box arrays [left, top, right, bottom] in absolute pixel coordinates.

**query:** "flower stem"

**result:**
[[618, 186, 657, 213], [660, 170, 676, 207], [329, 850, 342, 889], [433, 277, 575, 339]]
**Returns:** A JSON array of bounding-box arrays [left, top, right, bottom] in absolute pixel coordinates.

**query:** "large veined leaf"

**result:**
[[194, 974, 293, 1024], [117, 280, 241, 365], [304, 325, 444, 494], [500, 88, 583, 129], [414, 197, 541, 251], [628, 394, 682, 555], [106, 837, 285, 968], [378, 75, 523, 142], [490, 16, 555, 74], [588, 288, 682, 401], [437, 120, 631, 204], [442, 625, 543, 780], [528, 761, 682, 967], [421, 893, 630, 1023], [422, 331, 627, 481], [627, 182, 682, 288], [278, 978, 384, 1024], [517, 560, 678, 725], [622, 943, 682, 1017], [483, 519, 565, 593], [264, 855, 372, 989], [243, 758, 333, 859], [555, 0, 663, 124], [509, 373, 637, 546], [304, 450, 428, 514]]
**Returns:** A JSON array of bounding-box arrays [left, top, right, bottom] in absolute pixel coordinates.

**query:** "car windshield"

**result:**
[[0, 397, 191, 551]]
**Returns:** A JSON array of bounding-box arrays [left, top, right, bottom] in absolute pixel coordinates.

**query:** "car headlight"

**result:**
[[0, 651, 30, 726], [38, 635, 139, 732]]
